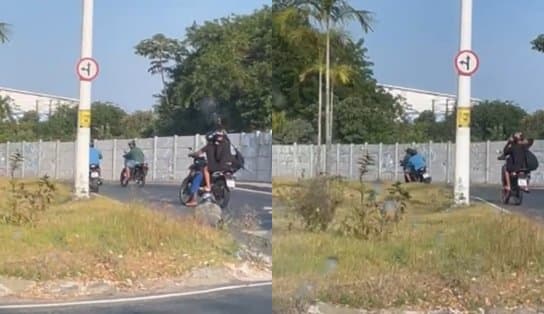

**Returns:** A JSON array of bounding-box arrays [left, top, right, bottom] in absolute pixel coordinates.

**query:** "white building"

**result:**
[[378, 83, 481, 120], [0, 84, 481, 121], [0, 86, 78, 119]]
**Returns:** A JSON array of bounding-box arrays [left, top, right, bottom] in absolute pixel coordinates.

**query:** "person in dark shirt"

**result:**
[[185, 131, 231, 207], [502, 132, 534, 191]]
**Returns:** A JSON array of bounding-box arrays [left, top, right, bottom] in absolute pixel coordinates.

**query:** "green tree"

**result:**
[[531, 34, 544, 52], [134, 34, 182, 107], [0, 96, 15, 122], [122, 110, 155, 138], [272, 110, 314, 144], [148, 7, 272, 135], [521, 110, 544, 139], [0, 22, 10, 43], [471, 100, 527, 141], [90, 101, 127, 139], [291, 0, 374, 153], [38, 105, 78, 141]]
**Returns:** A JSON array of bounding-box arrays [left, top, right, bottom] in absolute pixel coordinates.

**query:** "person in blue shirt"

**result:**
[[89, 140, 103, 184], [406, 149, 426, 179]]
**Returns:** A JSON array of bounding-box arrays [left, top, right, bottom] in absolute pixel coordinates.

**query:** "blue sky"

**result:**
[[1, 1, 543, 113], [352, 0, 544, 112]]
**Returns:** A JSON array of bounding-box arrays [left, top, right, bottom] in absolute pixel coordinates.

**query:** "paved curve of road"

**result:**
[[0, 284, 272, 314], [472, 184, 544, 221], [100, 182, 272, 230]]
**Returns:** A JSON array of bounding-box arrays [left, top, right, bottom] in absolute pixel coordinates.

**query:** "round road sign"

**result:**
[[76, 57, 99, 81], [454, 50, 479, 76]]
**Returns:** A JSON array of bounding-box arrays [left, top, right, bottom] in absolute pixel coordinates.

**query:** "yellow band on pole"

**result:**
[[456, 107, 471, 128], [78, 109, 91, 128]]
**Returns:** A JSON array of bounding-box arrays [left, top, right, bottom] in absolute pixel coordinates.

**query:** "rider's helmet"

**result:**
[[205, 132, 215, 142], [406, 148, 417, 156], [128, 139, 136, 149]]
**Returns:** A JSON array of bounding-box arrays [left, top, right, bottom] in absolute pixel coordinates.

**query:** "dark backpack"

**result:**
[[526, 150, 539, 172], [223, 134, 245, 172]]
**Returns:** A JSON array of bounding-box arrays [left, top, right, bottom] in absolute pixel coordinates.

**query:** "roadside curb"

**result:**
[[470, 196, 511, 214], [0, 281, 272, 309]]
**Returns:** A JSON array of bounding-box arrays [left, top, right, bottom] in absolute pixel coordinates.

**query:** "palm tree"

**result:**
[[0, 22, 10, 43], [274, 5, 325, 172], [292, 0, 374, 172]]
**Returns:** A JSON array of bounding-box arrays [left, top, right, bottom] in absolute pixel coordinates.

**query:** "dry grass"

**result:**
[[0, 179, 236, 282], [272, 179, 544, 311]]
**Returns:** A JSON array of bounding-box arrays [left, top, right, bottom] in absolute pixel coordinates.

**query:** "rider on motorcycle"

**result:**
[[89, 140, 103, 184], [500, 132, 534, 192], [401, 148, 415, 182], [123, 140, 145, 181], [185, 131, 231, 207], [405, 148, 427, 181]]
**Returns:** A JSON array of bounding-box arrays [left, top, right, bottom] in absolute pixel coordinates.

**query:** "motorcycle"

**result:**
[[179, 148, 236, 209], [89, 164, 100, 193], [120, 154, 148, 187], [400, 160, 432, 183], [498, 154, 529, 206]]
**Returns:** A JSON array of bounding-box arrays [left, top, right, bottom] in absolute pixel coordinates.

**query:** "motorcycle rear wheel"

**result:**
[[212, 179, 230, 209], [179, 177, 193, 205]]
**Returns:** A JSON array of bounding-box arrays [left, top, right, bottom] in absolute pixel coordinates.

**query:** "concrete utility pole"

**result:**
[[454, 0, 475, 205], [74, 0, 94, 198]]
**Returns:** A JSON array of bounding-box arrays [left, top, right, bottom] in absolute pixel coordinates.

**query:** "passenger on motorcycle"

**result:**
[[401, 148, 415, 182], [123, 140, 145, 181], [89, 140, 103, 184], [185, 131, 231, 207], [501, 132, 534, 192], [406, 148, 427, 180]]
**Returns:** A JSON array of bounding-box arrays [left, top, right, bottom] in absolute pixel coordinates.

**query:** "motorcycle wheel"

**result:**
[[120, 169, 129, 187], [212, 179, 230, 209], [136, 169, 146, 187], [512, 187, 523, 206], [179, 177, 193, 205], [501, 188, 510, 205], [89, 178, 100, 193]]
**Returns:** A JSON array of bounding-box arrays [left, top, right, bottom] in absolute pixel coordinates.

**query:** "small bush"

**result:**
[[357, 151, 374, 182], [8, 150, 23, 178], [340, 182, 411, 240], [294, 176, 344, 232], [0, 152, 57, 226], [1, 175, 57, 226]]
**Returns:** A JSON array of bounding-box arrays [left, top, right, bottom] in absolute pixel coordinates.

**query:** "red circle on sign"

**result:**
[[454, 50, 479, 76], [76, 57, 100, 81]]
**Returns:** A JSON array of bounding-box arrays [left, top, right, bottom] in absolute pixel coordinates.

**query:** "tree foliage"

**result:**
[[0, 96, 155, 142], [0, 22, 10, 43], [136, 7, 272, 135], [531, 34, 544, 53]]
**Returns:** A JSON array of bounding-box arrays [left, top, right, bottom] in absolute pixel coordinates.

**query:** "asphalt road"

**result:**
[[0, 284, 272, 314], [472, 184, 544, 221], [99, 182, 272, 231]]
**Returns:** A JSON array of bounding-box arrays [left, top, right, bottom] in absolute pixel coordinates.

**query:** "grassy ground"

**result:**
[[0, 178, 237, 282], [272, 179, 544, 311]]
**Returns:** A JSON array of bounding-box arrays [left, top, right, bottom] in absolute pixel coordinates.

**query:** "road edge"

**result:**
[[0, 281, 272, 309]]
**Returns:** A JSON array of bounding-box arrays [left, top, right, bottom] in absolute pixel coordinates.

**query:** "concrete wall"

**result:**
[[4, 134, 543, 186], [0, 131, 272, 183], [273, 141, 544, 186]]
